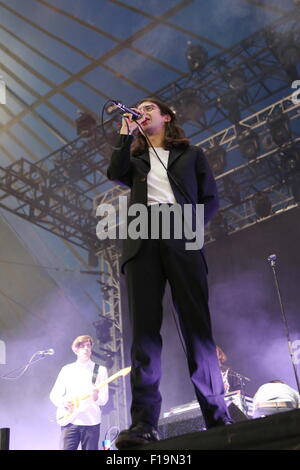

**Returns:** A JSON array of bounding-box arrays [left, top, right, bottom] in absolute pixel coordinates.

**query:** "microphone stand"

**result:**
[[267, 254, 300, 394], [228, 370, 250, 416]]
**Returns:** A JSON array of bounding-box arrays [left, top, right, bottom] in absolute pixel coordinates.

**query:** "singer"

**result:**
[[49, 335, 108, 450], [107, 98, 232, 449]]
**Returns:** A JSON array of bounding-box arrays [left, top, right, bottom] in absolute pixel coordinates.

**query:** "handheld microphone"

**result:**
[[267, 254, 277, 266], [109, 101, 143, 121], [37, 348, 55, 356]]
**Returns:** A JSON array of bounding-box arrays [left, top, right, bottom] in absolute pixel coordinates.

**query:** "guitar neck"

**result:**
[[76, 367, 131, 402]]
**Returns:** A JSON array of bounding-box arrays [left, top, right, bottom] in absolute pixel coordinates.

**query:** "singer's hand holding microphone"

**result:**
[[120, 107, 143, 135]]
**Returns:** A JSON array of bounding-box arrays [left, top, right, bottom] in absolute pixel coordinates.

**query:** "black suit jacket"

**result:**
[[107, 135, 219, 272]]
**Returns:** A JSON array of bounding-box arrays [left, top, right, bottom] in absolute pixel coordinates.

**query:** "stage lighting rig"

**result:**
[[76, 111, 97, 137], [185, 41, 209, 73], [209, 212, 229, 240], [204, 145, 227, 175], [93, 317, 114, 344], [225, 69, 247, 97], [237, 129, 260, 160], [280, 145, 300, 174], [172, 88, 203, 124], [280, 145, 300, 203], [290, 174, 300, 203], [223, 176, 241, 205], [254, 191, 272, 218], [267, 112, 292, 147], [265, 29, 300, 82], [216, 92, 241, 124]]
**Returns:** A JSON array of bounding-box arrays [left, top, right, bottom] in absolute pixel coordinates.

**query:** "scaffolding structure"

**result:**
[[0, 8, 300, 430]]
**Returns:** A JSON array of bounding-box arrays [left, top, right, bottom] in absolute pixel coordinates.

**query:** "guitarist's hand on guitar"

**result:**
[[63, 400, 75, 411], [91, 388, 99, 402]]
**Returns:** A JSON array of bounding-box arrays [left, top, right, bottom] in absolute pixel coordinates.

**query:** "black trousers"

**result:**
[[124, 213, 231, 430], [60, 423, 100, 450]]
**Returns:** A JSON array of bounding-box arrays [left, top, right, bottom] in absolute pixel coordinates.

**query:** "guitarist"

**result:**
[[49, 335, 108, 450]]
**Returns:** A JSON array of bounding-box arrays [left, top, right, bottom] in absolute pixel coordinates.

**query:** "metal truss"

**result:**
[[0, 9, 299, 431], [151, 6, 300, 138], [0, 124, 115, 250], [197, 94, 300, 242], [93, 240, 129, 432]]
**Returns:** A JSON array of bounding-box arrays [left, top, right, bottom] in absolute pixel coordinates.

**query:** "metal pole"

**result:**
[[267, 254, 300, 393]]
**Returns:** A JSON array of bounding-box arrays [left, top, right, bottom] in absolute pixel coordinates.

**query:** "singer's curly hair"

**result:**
[[72, 335, 94, 353], [130, 97, 189, 156]]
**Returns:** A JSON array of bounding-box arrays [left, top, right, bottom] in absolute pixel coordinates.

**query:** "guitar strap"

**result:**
[[92, 363, 99, 385]]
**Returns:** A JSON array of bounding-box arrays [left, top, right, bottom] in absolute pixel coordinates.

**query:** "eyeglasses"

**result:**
[[137, 104, 157, 114]]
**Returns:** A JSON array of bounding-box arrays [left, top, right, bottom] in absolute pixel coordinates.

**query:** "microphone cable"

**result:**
[[0, 350, 53, 380], [134, 120, 205, 364]]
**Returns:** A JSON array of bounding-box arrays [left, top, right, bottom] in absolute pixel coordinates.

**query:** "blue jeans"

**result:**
[[60, 423, 100, 450]]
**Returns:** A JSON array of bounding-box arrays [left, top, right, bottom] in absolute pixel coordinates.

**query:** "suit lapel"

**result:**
[[137, 147, 185, 169], [137, 151, 150, 166], [168, 147, 185, 168]]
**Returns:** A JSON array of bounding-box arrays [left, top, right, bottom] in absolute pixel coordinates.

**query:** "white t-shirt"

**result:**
[[49, 359, 108, 425], [147, 147, 176, 205], [253, 382, 300, 408]]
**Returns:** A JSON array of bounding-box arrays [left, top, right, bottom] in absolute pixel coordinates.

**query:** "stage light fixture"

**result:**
[[237, 129, 260, 160], [265, 29, 300, 82], [205, 145, 227, 175], [185, 41, 209, 73], [217, 92, 241, 124], [209, 212, 229, 240], [223, 177, 241, 205], [290, 173, 300, 203], [280, 146, 300, 173], [261, 133, 276, 152], [225, 69, 247, 97], [267, 113, 292, 147], [76, 112, 97, 137], [254, 192, 272, 218], [93, 317, 113, 344], [172, 88, 203, 123]]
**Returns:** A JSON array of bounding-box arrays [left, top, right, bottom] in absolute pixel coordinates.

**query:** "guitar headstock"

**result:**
[[120, 366, 131, 376]]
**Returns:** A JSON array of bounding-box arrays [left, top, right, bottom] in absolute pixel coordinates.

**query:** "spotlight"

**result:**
[[265, 29, 300, 82], [209, 212, 228, 240], [185, 41, 209, 73], [223, 177, 241, 205], [237, 129, 260, 160], [290, 173, 300, 203], [93, 318, 113, 344], [267, 113, 291, 147], [205, 145, 227, 175], [280, 146, 300, 202], [217, 92, 240, 124], [93, 348, 116, 369], [261, 133, 276, 152], [101, 285, 112, 301], [76, 112, 97, 137], [172, 88, 203, 123], [225, 69, 247, 97], [280, 146, 300, 174], [254, 192, 272, 218]]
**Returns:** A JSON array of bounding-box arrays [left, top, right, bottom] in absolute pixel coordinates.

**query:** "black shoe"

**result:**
[[115, 424, 159, 449], [209, 417, 233, 428]]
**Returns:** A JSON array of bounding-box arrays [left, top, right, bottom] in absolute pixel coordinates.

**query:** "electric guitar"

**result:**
[[56, 366, 131, 426]]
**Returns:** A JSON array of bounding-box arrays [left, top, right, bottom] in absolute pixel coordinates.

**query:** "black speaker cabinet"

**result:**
[[158, 409, 205, 439], [0, 428, 10, 450]]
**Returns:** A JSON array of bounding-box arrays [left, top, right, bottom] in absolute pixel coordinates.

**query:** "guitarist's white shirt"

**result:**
[[50, 359, 108, 426]]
